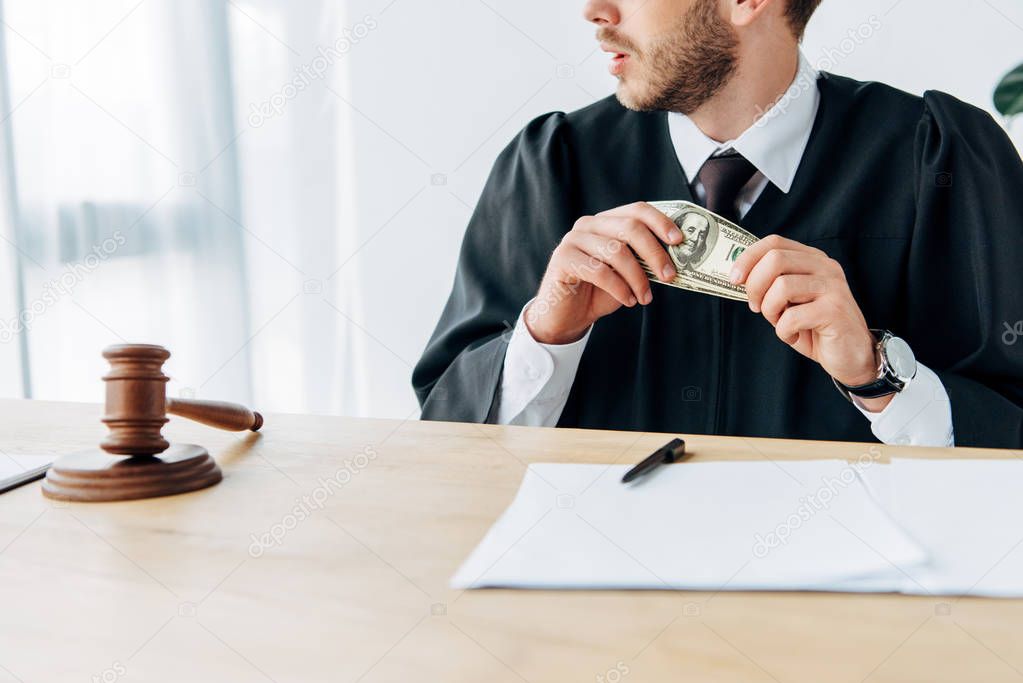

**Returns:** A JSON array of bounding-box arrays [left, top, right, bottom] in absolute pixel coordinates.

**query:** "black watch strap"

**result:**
[[839, 376, 901, 399]]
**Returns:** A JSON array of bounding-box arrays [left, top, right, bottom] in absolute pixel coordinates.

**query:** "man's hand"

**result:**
[[525, 202, 683, 345], [729, 235, 892, 411]]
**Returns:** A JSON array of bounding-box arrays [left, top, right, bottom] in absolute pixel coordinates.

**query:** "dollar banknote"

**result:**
[[638, 200, 758, 302]]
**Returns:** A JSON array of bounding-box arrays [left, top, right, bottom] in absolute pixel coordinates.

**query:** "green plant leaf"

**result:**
[[994, 63, 1023, 117]]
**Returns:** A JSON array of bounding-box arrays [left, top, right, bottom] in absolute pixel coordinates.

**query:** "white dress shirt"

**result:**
[[494, 52, 954, 447]]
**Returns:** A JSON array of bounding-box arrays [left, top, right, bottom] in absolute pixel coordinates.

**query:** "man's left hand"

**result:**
[[729, 235, 890, 411]]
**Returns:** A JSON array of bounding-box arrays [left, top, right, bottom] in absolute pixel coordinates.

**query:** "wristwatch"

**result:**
[[833, 329, 918, 402]]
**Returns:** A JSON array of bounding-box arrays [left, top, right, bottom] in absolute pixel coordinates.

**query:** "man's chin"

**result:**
[[614, 79, 707, 116], [614, 82, 659, 112]]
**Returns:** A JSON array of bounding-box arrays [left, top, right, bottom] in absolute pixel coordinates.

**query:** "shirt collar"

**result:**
[[667, 51, 820, 194]]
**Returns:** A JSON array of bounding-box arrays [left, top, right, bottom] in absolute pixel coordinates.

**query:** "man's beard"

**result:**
[[600, 0, 740, 114]]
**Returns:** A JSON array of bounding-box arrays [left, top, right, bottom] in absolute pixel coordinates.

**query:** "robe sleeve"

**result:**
[[412, 112, 578, 422], [907, 92, 1023, 448]]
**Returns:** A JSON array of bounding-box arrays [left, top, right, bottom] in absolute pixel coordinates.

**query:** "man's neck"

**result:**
[[687, 45, 800, 144]]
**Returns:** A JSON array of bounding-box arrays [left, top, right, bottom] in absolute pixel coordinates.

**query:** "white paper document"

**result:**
[[452, 460, 927, 591], [454, 457, 1023, 596], [889, 459, 1023, 597], [0, 452, 54, 493]]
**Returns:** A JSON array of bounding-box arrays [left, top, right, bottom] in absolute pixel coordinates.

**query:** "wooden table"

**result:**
[[0, 399, 1021, 682]]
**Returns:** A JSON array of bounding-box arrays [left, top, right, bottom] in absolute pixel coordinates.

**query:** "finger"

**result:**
[[745, 249, 833, 313], [577, 216, 676, 283], [730, 234, 826, 286], [597, 202, 685, 246], [775, 298, 836, 343], [570, 232, 653, 305], [759, 274, 828, 325], [554, 245, 637, 307]]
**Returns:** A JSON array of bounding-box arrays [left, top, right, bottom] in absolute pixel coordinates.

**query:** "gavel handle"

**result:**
[[166, 398, 264, 432]]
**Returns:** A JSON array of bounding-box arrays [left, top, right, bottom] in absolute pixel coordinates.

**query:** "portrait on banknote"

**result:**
[[668, 209, 718, 273]]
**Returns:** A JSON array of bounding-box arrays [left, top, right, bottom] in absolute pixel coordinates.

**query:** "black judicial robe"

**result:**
[[412, 72, 1023, 449]]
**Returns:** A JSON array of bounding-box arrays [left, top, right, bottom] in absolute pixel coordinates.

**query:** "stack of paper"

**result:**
[[452, 460, 926, 592], [888, 459, 1023, 597], [452, 458, 1023, 597], [0, 453, 54, 495]]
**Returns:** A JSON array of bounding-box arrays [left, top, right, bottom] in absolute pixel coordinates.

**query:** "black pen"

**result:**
[[621, 438, 688, 484]]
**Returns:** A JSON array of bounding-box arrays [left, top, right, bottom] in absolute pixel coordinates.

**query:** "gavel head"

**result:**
[[100, 344, 172, 456]]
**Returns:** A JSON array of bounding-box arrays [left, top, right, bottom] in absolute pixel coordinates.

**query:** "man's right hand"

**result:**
[[525, 202, 684, 345]]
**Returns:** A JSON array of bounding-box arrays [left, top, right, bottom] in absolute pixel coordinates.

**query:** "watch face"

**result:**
[[884, 336, 917, 381]]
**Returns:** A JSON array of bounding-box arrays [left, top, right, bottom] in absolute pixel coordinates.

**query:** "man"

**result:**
[[412, 0, 1023, 448]]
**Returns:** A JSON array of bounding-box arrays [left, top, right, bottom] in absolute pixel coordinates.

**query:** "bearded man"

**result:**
[[412, 0, 1023, 448]]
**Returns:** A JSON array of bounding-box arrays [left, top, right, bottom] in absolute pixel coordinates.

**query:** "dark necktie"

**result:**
[[693, 150, 758, 223]]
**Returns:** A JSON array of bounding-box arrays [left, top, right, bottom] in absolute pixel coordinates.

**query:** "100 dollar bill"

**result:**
[[638, 200, 758, 302]]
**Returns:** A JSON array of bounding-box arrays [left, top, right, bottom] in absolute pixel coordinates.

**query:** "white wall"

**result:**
[[341, 0, 1023, 418], [805, 0, 1023, 116]]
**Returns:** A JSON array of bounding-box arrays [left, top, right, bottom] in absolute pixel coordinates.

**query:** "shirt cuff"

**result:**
[[852, 363, 955, 447], [495, 300, 591, 426]]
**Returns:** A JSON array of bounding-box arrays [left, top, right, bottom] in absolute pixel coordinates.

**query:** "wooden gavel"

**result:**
[[100, 344, 263, 456]]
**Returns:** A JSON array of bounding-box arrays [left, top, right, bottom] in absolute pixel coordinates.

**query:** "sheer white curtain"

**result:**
[[226, 0, 357, 416], [0, 0, 252, 403], [0, 0, 358, 412]]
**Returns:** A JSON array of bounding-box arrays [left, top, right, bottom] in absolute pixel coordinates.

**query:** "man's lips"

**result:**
[[599, 42, 630, 58], [600, 43, 631, 76]]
